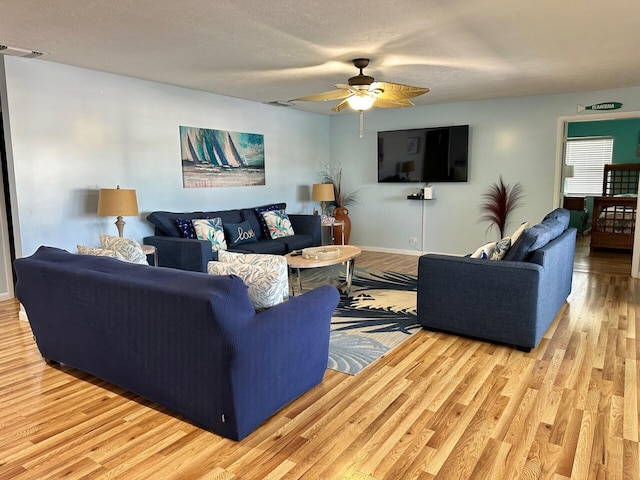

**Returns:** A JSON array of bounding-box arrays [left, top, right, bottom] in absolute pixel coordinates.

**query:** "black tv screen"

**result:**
[[377, 125, 469, 183]]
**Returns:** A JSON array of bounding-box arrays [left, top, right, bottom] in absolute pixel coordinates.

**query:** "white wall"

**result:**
[[3, 57, 330, 257], [330, 87, 640, 254]]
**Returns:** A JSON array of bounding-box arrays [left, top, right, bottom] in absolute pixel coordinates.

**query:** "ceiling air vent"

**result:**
[[265, 100, 294, 107], [0, 44, 47, 58]]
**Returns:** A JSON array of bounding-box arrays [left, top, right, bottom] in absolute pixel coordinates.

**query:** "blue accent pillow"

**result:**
[[224, 221, 258, 246], [175, 218, 197, 239], [254, 203, 286, 238], [543, 208, 570, 231]]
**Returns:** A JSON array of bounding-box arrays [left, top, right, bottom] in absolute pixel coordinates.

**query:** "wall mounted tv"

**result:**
[[377, 125, 469, 183]]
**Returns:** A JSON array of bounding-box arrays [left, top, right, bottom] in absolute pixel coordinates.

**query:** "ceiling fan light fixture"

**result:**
[[347, 94, 375, 111]]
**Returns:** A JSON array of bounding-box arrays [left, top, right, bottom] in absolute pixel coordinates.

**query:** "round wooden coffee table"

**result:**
[[285, 245, 362, 295]]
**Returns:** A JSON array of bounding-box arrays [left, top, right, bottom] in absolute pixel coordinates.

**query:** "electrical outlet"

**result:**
[[409, 236, 418, 245]]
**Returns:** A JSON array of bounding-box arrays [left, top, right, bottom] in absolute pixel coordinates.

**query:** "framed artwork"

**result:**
[[407, 137, 420, 154], [180, 126, 265, 188]]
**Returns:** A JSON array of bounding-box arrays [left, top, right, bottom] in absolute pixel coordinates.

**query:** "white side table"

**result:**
[[142, 244, 158, 266], [322, 220, 345, 245]]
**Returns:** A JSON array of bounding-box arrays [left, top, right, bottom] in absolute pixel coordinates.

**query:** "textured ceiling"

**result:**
[[1, 0, 639, 114]]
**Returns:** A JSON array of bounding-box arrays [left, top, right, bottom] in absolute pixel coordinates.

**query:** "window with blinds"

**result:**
[[564, 137, 613, 196]]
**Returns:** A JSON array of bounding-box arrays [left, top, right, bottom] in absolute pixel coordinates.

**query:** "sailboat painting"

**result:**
[[180, 126, 265, 188]]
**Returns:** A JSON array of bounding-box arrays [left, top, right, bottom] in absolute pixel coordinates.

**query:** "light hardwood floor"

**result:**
[[0, 235, 638, 479]]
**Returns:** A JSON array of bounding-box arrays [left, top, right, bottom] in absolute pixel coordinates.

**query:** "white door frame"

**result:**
[[555, 110, 640, 277]]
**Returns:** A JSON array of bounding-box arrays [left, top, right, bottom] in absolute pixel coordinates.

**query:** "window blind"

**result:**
[[565, 137, 613, 196]]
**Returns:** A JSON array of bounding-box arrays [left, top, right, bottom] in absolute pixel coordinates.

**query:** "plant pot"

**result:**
[[333, 206, 351, 245]]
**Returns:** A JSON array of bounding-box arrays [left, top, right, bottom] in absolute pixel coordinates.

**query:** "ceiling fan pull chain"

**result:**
[[359, 110, 364, 139]]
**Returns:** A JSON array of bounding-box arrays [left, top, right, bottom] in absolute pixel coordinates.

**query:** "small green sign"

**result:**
[[577, 102, 623, 113]]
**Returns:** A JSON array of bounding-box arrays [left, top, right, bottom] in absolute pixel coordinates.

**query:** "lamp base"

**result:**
[[115, 216, 126, 237]]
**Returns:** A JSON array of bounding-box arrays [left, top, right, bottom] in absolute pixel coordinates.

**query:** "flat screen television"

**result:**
[[377, 125, 469, 183]]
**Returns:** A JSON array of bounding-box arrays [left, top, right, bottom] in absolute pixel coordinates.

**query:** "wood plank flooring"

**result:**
[[0, 235, 638, 479]]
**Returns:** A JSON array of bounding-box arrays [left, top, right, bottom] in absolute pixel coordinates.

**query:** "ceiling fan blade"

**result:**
[[290, 88, 350, 102], [372, 97, 416, 108], [331, 98, 352, 112], [372, 82, 430, 101]]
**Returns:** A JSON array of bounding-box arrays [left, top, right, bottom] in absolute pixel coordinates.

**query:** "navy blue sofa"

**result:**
[[417, 209, 576, 351], [15, 246, 339, 441], [144, 203, 321, 272]]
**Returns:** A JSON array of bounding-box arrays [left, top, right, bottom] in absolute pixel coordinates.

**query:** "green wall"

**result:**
[[568, 118, 640, 164]]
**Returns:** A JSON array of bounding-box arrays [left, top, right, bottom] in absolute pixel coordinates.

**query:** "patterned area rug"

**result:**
[[294, 266, 420, 375]]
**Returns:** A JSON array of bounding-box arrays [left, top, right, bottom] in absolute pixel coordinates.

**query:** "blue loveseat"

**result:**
[[15, 246, 339, 441], [417, 208, 576, 351], [144, 203, 321, 272]]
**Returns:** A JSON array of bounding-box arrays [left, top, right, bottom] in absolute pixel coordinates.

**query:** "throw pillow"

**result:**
[[470, 241, 497, 260], [490, 237, 511, 260], [77, 244, 127, 261], [207, 260, 289, 309], [223, 221, 258, 246], [99, 234, 149, 265], [543, 208, 570, 231], [509, 222, 530, 245], [175, 218, 197, 239], [192, 218, 228, 251], [254, 203, 286, 237], [261, 209, 295, 239]]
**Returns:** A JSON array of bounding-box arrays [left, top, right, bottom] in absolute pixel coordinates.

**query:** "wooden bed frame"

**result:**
[[590, 163, 640, 251]]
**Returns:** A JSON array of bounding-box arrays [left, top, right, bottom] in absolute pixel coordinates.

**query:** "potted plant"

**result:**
[[320, 163, 360, 244], [479, 175, 524, 239]]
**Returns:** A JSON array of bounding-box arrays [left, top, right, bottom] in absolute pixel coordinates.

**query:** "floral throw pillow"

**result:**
[[192, 218, 228, 251], [261, 209, 295, 239], [254, 203, 286, 237], [77, 244, 126, 261], [99, 234, 149, 265]]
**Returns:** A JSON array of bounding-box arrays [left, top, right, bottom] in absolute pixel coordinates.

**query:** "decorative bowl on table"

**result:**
[[302, 247, 340, 260]]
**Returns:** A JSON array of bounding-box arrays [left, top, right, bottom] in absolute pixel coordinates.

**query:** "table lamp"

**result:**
[[97, 185, 139, 237], [311, 183, 335, 216]]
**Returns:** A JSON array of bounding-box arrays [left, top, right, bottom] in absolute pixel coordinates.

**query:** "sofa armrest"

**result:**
[[418, 255, 543, 348], [143, 236, 213, 272], [226, 284, 340, 439], [289, 214, 321, 246]]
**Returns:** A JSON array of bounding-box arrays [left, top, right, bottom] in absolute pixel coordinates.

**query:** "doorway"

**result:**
[[555, 110, 640, 277]]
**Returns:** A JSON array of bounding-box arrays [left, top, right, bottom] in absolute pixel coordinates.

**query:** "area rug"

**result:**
[[295, 266, 420, 375]]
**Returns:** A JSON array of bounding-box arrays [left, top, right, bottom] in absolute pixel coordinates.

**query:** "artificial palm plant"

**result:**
[[319, 163, 360, 210], [479, 175, 524, 238]]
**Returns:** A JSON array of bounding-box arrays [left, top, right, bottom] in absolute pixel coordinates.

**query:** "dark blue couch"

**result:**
[[417, 209, 576, 351], [15, 246, 339, 441], [144, 204, 321, 272]]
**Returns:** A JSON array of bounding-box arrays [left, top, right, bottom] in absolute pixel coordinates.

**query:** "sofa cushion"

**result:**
[[192, 218, 228, 251], [228, 240, 286, 254], [176, 218, 197, 239], [543, 208, 570, 231], [503, 219, 563, 262], [271, 234, 313, 252], [147, 211, 205, 237], [223, 220, 258, 247], [254, 203, 286, 237], [99, 234, 149, 265], [204, 210, 244, 225], [262, 209, 295, 239], [77, 244, 127, 261]]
